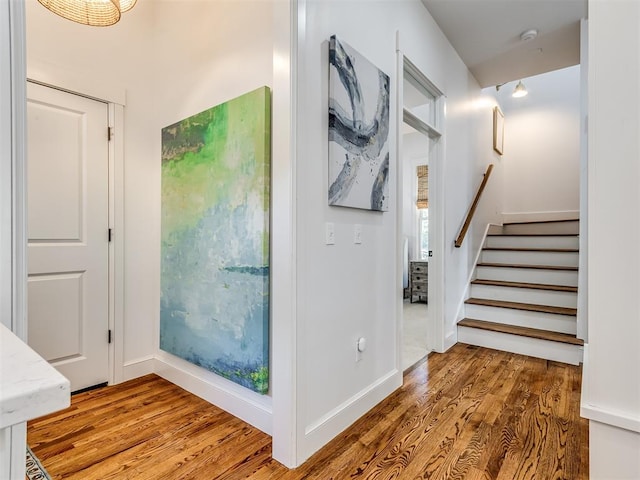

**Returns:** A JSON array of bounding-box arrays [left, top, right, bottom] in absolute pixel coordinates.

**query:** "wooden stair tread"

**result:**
[[483, 247, 578, 253], [470, 279, 578, 293], [458, 318, 584, 345], [487, 233, 578, 237], [465, 298, 577, 316], [477, 262, 579, 271], [503, 219, 579, 226]]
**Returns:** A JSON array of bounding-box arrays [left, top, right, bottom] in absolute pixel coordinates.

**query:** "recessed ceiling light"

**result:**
[[520, 29, 538, 42]]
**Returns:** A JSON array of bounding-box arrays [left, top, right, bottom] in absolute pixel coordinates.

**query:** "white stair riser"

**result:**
[[457, 327, 583, 365], [481, 249, 578, 267], [485, 235, 579, 250], [501, 221, 579, 235], [464, 303, 577, 334], [470, 284, 577, 308], [475, 266, 578, 287]]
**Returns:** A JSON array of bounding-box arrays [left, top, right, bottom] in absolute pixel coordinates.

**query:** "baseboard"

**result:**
[[122, 356, 155, 382], [154, 353, 273, 435], [581, 345, 640, 433], [502, 210, 579, 223], [444, 332, 457, 351], [300, 369, 401, 463]]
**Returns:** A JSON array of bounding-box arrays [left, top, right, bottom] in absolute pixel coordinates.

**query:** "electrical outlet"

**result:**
[[325, 222, 335, 245], [356, 337, 366, 362]]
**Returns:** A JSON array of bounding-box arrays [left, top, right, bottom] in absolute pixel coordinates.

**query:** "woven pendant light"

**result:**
[[37, 0, 138, 27]]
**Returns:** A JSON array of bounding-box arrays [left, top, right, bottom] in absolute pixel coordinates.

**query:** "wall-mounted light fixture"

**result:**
[[495, 80, 528, 98], [37, 0, 137, 27], [512, 80, 528, 98]]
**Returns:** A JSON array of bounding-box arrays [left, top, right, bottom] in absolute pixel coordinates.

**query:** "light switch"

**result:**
[[325, 222, 335, 245], [354, 224, 362, 244]]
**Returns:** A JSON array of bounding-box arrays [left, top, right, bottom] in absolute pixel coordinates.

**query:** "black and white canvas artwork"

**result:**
[[328, 35, 390, 211]]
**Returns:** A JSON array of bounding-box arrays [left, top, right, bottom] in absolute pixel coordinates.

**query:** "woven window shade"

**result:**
[[416, 165, 428, 209]]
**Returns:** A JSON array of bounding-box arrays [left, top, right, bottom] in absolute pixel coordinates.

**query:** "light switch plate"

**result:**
[[325, 222, 335, 245], [354, 224, 362, 244]]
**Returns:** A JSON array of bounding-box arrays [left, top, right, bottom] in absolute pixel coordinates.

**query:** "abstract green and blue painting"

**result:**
[[160, 87, 270, 394]]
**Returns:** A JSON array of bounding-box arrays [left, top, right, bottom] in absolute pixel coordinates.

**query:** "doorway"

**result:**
[[26, 81, 110, 392], [398, 52, 445, 371]]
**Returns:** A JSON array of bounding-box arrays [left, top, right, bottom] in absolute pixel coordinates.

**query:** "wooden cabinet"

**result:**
[[410, 261, 428, 303]]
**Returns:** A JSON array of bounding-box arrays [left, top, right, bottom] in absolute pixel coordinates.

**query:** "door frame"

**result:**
[[396, 35, 447, 375], [24, 77, 126, 386]]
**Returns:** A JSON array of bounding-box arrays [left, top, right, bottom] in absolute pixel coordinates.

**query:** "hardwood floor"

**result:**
[[28, 344, 588, 479]]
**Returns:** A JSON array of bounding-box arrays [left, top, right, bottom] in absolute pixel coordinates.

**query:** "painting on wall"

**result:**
[[328, 35, 390, 211], [160, 87, 271, 394]]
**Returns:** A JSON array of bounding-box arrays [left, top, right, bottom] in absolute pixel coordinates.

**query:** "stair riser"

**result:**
[[464, 303, 577, 334], [481, 250, 578, 267], [475, 266, 579, 287], [485, 235, 579, 250], [501, 221, 579, 235], [470, 284, 577, 308], [457, 327, 583, 365]]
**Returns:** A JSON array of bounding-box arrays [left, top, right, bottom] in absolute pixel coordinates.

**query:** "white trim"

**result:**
[[403, 108, 442, 140], [577, 18, 588, 343], [582, 406, 640, 434], [122, 356, 155, 382], [0, 0, 12, 333], [154, 354, 273, 435], [9, 423, 26, 480], [27, 60, 126, 106], [396, 38, 446, 355], [302, 369, 400, 458], [8, 0, 27, 342], [395, 35, 405, 381], [270, 0, 298, 468], [581, 344, 640, 433], [109, 104, 125, 384], [502, 210, 580, 224], [429, 89, 446, 353]]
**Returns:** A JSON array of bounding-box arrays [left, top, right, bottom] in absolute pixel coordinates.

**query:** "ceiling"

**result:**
[[421, 0, 587, 88]]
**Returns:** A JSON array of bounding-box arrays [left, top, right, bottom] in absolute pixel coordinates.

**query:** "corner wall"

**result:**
[[496, 66, 581, 221], [295, 0, 502, 463], [583, 1, 640, 478], [25, 0, 280, 434]]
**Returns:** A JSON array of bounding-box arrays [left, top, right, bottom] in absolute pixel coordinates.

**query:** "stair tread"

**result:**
[[483, 247, 578, 253], [477, 262, 579, 271], [503, 219, 579, 225], [470, 279, 578, 293], [487, 233, 578, 237], [458, 318, 584, 345], [465, 298, 577, 316]]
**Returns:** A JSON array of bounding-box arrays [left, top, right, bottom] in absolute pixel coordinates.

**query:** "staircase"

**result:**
[[457, 219, 583, 365]]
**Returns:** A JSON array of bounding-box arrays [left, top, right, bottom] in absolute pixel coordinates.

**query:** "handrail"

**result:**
[[454, 164, 494, 248]]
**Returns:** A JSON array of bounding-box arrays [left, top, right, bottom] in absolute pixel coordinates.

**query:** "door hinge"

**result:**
[[108, 126, 114, 141], [108, 228, 112, 242], [108, 329, 112, 344], [428, 250, 433, 257]]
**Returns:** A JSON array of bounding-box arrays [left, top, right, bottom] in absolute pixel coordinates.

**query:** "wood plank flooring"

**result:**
[[28, 344, 588, 479]]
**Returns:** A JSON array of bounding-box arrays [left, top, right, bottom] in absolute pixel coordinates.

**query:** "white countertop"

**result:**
[[0, 323, 70, 429]]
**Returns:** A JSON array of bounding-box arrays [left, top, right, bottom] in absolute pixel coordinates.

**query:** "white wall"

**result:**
[[582, 1, 640, 477], [496, 66, 580, 219], [25, 0, 280, 435], [295, 0, 502, 463]]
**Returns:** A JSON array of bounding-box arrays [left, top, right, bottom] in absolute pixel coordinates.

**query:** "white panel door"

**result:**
[[27, 82, 109, 392]]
